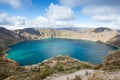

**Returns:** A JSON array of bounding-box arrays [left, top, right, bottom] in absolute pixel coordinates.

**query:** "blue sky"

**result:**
[[0, 0, 120, 29]]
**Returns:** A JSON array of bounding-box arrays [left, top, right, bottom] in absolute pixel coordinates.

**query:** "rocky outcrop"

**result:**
[[0, 27, 17, 37], [97, 50, 120, 70], [93, 27, 111, 33], [0, 27, 22, 53], [0, 57, 21, 80], [108, 34, 120, 47]]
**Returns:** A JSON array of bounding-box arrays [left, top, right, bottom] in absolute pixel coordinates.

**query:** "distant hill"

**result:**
[[15, 28, 41, 35], [55, 27, 87, 31], [117, 29, 120, 33], [93, 27, 111, 33], [0, 27, 22, 52]]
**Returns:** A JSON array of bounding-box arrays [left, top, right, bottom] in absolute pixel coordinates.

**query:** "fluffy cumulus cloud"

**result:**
[[30, 16, 74, 28], [60, 0, 120, 23], [0, 12, 11, 25], [8, 16, 27, 25], [46, 3, 76, 21], [83, 6, 119, 22], [0, 0, 32, 9], [0, 12, 27, 25], [30, 16, 51, 27], [0, 12, 28, 29], [32, 3, 76, 28], [30, 4, 75, 28], [0, 3, 76, 29]]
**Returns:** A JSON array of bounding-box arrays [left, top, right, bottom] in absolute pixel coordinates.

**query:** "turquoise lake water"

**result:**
[[6, 38, 118, 66]]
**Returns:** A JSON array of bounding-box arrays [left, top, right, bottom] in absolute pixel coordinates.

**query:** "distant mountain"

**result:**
[[15, 28, 41, 35], [0, 27, 17, 37], [55, 27, 87, 31], [117, 29, 120, 33], [93, 27, 111, 33]]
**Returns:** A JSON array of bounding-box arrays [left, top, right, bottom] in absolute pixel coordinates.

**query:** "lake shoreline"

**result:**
[[5, 38, 119, 66]]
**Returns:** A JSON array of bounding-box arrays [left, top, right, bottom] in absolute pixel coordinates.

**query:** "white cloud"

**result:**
[[82, 6, 120, 22], [29, 16, 74, 28], [30, 16, 50, 27], [0, 12, 27, 25], [8, 16, 27, 25], [46, 3, 76, 21], [28, 3, 76, 28], [83, 6, 119, 16], [60, 0, 120, 24], [0, 12, 29, 29], [0, 12, 12, 25], [0, 11, 75, 29], [92, 14, 117, 22], [0, 0, 32, 9]]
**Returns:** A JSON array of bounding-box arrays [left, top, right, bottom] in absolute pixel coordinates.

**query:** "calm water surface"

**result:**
[[7, 38, 117, 66]]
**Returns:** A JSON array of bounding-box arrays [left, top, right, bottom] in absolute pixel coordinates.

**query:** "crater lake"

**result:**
[[6, 38, 118, 66]]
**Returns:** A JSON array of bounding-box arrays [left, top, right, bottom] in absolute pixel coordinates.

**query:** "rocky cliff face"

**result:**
[[108, 34, 120, 47], [96, 50, 120, 70], [15, 27, 120, 47], [0, 27, 23, 79], [0, 27, 22, 53]]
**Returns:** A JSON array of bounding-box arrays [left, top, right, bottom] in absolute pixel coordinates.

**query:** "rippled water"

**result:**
[[7, 38, 117, 66]]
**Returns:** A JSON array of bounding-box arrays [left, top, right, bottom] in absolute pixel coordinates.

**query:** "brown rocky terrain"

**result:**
[[4, 56, 94, 80], [0, 57, 22, 80], [108, 34, 120, 47], [97, 50, 120, 70], [0, 27, 22, 54], [0, 27, 120, 80]]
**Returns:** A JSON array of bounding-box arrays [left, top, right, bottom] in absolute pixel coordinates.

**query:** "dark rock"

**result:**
[[108, 34, 120, 47], [16, 28, 41, 35], [93, 27, 111, 33]]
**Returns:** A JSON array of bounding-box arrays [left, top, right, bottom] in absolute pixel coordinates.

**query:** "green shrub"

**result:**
[[55, 64, 64, 72], [40, 66, 55, 79]]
